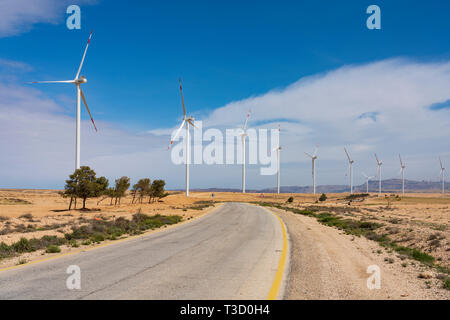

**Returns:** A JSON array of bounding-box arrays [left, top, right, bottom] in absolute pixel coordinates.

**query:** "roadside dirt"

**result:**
[[274, 207, 449, 300]]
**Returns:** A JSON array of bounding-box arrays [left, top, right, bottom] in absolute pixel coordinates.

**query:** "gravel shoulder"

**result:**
[[273, 207, 450, 300]]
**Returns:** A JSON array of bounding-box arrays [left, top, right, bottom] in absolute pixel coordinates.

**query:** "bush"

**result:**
[[287, 197, 294, 203], [444, 278, 450, 290], [12, 238, 32, 253], [45, 245, 61, 253], [319, 194, 327, 202]]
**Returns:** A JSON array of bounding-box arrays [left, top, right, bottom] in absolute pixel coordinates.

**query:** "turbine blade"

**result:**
[[29, 80, 75, 84], [362, 172, 368, 178], [187, 119, 197, 129], [313, 145, 319, 157], [305, 152, 313, 158], [168, 120, 186, 149], [179, 79, 186, 118], [344, 147, 351, 162], [79, 88, 97, 132], [375, 153, 380, 164], [399, 154, 403, 167], [440, 157, 443, 170], [243, 110, 251, 130], [75, 31, 93, 80]]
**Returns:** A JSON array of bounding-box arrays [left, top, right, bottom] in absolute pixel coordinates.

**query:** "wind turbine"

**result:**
[[375, 153, 383, 195], [273, 125, 282, 194], [240, 110, 251, 193], [305, 146, 318, 195], [344, 148, 354, 194], [168, 79, 196, 197], [362, 172, 375, 193], [439, 157, 445, 194], [30, 31, 97, 170], [399, 154, 406, 195]]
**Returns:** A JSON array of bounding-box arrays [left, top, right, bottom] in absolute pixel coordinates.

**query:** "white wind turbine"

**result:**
[[399, 154, 406, 195], [439, 157, 445, 194], [362, 172, 375, 193], [375, 153, 383, 195], [240, 110, 251, 193], [344, 148, 354, 194], [273, 125, 282, 194], [30, 31, 97, 170], [305, 146, 318, 195], [168, 79, 196, 197]]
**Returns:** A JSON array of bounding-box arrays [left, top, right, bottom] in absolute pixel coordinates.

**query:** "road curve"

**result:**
[[0, 203, 286, 300]]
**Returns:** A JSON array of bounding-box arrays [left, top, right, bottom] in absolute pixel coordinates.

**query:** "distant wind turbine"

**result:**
[[30, 31, 97, 170], [439, 157, 445, 194], [362, 172, 375, 193], [399, 154, 406, 195], [375, 153, 383, 195], [240, 110, 251, 193], [168, 79, 196, 197], [344, 148, 354, 194], [305, 146, 318, 195]]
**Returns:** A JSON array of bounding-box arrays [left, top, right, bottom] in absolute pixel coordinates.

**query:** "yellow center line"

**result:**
[[266, 208, 288, 300]]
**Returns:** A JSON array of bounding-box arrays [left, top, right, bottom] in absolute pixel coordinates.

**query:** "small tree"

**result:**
[[114, 176, 130, 205], [62, 166, 109, 210], [131, 183, 139, 204], [59, 179, 77, 210], [319, 193, 327, 202], [106, 187, 116, 206], [149, 179, 166, 203], [135, 178, 151, 204]]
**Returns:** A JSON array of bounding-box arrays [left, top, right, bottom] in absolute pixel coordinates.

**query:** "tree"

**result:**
[[149, 179, 166, 203], [131, 183, 139, 204], [59, 179, 77, 210], [319, 193, 327, 202], [106, 187, 116, 206], [133, 178, 151, 204], [61, 166, 109, 210], [114, 176, 130, 205]]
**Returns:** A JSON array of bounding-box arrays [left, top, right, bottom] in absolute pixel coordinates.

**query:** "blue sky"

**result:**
[[1, 0, 450, 189]]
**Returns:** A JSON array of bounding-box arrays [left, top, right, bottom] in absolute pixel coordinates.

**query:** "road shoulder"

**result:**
[[273, 207, 449, 300]]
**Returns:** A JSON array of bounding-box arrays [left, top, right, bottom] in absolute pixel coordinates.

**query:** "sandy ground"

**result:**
[[273, 207, 449, 300], [0, 190, 220, 268]]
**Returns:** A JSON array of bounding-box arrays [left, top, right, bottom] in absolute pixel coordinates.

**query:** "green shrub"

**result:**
[[45, 245, 61, 253], [319, 194, 327, 202], [444, 278, 450, 290], [12, 238, 32, 253], [287, 197, 294, 203]]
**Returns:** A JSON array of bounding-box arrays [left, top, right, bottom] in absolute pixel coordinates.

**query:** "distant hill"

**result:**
[[189, 179, 448, 194]]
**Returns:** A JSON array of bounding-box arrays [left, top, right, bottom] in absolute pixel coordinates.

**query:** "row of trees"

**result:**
[[130, 178, 167, 204], [60, 166, 167, 210]]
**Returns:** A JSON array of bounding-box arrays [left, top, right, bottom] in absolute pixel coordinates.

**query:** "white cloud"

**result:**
[[2, 58, 450, 189], [0, 0, 97, 37]]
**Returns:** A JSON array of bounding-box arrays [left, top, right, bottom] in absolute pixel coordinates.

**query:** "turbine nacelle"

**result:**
[[75, 76, 87, 85]]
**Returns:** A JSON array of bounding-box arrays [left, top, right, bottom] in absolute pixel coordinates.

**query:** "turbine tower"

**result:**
[[375, 153, 383, 195], [30, 31, 97, 170], [399, 154, 406, 195], [273, 125, 282, 194], [240, 110, 251, 193], [362, 172, 375, 193], [344, 148, 354, 194], [305, 146, 318, 195], [440, 157, 445, 194], [169, 79, 196, 197]]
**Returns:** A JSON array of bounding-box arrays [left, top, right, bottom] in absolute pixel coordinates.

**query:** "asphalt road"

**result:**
[[0, 203, 285, 300]]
